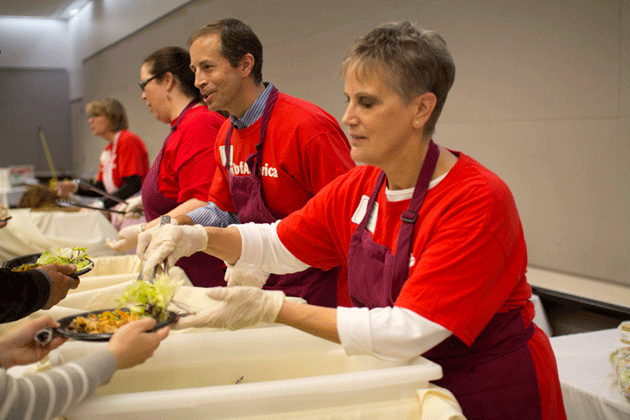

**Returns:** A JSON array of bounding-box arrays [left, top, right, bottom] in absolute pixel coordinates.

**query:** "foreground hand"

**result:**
[[106, 223, 145, 252], [107, 317, 170, 370], [224, 267, 270, 288], [38, 264, 79, 309], [176, 286, 285, 331], [0, 316, 68, 369], [137, 224, 208, 277]]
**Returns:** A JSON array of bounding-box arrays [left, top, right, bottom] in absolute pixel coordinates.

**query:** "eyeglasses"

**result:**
[[139, 74, 158, 91]]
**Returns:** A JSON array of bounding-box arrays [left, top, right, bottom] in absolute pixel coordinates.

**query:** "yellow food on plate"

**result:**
[[68, 309, 143, 334]]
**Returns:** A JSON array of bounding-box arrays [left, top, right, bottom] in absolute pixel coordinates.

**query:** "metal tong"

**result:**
[[75, 180, 128, 206], [56, 199, 127, 214], [139, 215, 195, 316]]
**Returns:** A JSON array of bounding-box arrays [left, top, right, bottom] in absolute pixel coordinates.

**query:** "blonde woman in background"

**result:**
[[56, 98, 149, 210]]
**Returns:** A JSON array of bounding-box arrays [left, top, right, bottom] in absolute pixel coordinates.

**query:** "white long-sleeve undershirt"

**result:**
[[233, 222, 452, 362]]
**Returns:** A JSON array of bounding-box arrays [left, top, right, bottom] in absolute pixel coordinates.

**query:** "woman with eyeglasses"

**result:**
[[107, 46, 227, 287], [55, 98, 149, 210]]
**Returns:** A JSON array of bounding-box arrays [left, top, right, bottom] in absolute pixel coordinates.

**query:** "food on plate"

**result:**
[[12, 247, 92, 272], [117, 274, 177, 322], [67, 309, 143, 334], [610, 346, 630, 396]]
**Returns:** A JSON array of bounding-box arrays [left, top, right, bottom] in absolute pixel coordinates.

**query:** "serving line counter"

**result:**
[[4, 255, 467, 419], [0, 208, 118, 263], [57, 327, 451, 420], [550, 328, 630, 420]]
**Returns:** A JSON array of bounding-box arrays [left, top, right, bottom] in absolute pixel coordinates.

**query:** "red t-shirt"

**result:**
[[277, 153, 532, 346], [97, 129, 149, 188], [207, 92, 355, 217], [158, 106, 225, 203]]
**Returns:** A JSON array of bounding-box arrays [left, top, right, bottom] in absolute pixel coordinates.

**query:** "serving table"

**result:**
[[0, 208, 118, 262], [550, 328, 630, 420]]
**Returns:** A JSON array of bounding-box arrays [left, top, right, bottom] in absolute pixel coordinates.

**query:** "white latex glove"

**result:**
[[138, 224, 208, 277], [224, 266, 270, 288], [106, 223, 146, 252], [175, 286, 285, 330], [121, 195, 144, 219]]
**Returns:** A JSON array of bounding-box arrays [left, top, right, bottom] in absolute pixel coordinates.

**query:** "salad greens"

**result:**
[[117, 274, 176, 321], [36, 247, 92, 270]]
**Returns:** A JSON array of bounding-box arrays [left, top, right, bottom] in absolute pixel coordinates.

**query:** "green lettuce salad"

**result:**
[[117, 275, 176, 321], [36, 247, 92, 270]]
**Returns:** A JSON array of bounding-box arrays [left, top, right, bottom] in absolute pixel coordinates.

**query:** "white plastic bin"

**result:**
[[55, 326, 442, 419]]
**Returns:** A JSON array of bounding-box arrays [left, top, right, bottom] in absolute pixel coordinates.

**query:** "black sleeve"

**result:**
[[75, 180, 106, 198], [0, 268, 51, 324], [102, 175, 142, 209]]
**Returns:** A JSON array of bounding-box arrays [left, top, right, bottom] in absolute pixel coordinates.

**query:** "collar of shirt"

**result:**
[[230, 82, 274, 129]]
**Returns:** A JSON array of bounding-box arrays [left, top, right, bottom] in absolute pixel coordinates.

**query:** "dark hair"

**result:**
[[188, 18, 263, 84], [86, 98, 128, 131], [340, 21, 455, 136], [143, 46, 202, 101]]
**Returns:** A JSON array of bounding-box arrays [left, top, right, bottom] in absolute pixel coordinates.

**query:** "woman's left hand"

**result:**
[[0, 316, 68, 369], [175, 286, 285, 330]]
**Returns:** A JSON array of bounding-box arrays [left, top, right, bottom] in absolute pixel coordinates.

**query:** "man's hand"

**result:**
[[137, 224, 208, 277], [37, 264, 79, 309]]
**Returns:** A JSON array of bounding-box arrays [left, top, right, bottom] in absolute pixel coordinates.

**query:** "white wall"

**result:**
[[2, 0, 630, 302], [0, 18, 70, 68]]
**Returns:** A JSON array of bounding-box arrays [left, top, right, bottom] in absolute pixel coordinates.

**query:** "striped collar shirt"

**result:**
[[230, 82, 274, 129]]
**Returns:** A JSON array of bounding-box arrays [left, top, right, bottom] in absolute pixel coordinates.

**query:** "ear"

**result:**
[[162, 72, 176, 91], [412, 92, 437, 130], [238, 53, 256, 78]]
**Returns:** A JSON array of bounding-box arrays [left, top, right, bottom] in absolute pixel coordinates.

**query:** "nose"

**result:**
[[341, 104, 357, 128], [141, 90, 147, 101], [194, 70, 205, 90]]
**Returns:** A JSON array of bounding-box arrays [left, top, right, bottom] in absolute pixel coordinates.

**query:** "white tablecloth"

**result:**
[[0, 208, 118, 263], [550, 328, 630, 420]]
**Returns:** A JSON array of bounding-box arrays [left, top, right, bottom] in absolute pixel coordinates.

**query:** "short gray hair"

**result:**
[[340, 21, 455, 136]]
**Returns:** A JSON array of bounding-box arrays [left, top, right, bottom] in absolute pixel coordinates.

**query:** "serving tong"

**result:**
[[56, 199, 127, 214], [137, 215, 195, 317]]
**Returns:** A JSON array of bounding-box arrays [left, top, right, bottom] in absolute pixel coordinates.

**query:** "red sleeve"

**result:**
[[172, 111, 224, 202], [207, 122, 236, 212], [115, 131, 149, 182]]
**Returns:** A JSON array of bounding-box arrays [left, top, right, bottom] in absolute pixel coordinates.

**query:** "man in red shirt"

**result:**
[[138, 18, 355, 306]]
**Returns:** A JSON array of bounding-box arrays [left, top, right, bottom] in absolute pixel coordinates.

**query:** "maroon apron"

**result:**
[[224, 87, 338, 307], [347, 141, 542, 420], [141, 100, 225, 288]]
